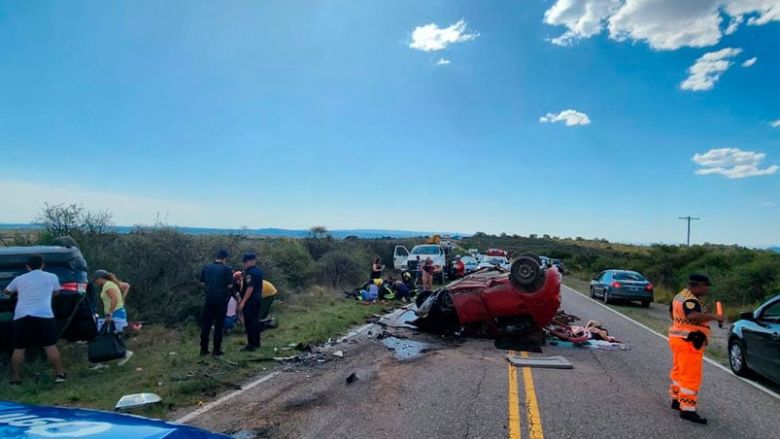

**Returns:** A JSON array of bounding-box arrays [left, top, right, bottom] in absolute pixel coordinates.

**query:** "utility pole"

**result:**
[[678, 216, 700, 247]]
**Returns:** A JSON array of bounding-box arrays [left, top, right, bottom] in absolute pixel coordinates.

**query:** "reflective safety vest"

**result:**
[[669, 289, 710, 339]]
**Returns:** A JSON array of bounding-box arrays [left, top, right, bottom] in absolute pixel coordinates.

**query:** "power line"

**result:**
[[678, 216, 700, 247]]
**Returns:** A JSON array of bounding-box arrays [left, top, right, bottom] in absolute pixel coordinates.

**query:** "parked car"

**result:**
[[589, 269, 654, 307], [460, 255, 479, 273], [0, 244, 98, 350], [393, 244, 448, 282], [0, 401, 226, 438], [411, 253, 560, 337], [476, 255, 510, 271], [728, 295, 780, 384], [550, 258, 566, 274]]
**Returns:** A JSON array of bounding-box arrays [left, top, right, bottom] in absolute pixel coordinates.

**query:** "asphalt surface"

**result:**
[[186, 285, 780, 438]]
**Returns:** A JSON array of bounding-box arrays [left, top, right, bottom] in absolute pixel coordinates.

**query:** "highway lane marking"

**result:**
[[520, 351, 544, 439], [507, 350, 522, 439], [562, 285, 780, 401]]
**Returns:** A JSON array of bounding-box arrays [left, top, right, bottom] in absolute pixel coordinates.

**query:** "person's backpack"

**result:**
[[88, 321, 126, 363]]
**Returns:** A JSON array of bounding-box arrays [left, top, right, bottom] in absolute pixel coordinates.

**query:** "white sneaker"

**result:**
[[118, 350, 134, 366]]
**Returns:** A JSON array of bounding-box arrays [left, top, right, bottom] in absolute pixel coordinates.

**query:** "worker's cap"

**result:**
[[688, 273, 711, 286], [242, 253, 257, 262], [93, 269, 110, 280], [214, 249, 229, 259]]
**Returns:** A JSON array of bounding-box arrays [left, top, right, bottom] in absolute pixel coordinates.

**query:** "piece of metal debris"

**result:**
[[346, 373, 358, 385], [115, 393, 162, 411], [333, 350, 344, 358], [505, 355, 573, 369]]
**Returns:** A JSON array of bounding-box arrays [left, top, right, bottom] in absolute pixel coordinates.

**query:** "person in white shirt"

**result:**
[[3, 255, 66, 384]]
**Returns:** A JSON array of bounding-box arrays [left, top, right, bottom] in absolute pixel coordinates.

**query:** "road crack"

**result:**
[[464, 352, 488, 439], [590, 351, 621, 394]]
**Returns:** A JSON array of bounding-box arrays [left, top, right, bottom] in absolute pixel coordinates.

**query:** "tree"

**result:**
[[305, 226, 334, 260], [317, 250, 364, 288], [35, 203, 83, 237], [308, 226, 331, 240]]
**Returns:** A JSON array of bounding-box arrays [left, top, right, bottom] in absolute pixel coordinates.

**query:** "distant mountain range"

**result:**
[[0, 223, 466, 240]]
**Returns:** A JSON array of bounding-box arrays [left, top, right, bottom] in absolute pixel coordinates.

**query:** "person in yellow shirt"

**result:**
[[259, 280, 277, 329], [94, 269, 130, 332]]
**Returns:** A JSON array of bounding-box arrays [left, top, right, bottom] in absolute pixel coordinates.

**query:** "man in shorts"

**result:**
[[3, 255, 66, 384]]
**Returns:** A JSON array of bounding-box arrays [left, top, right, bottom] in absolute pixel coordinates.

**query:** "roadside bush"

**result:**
[[315, 250, 365, 289]]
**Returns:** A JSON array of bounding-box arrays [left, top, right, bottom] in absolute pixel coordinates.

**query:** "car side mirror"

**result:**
[[739, 312, 754, 321]]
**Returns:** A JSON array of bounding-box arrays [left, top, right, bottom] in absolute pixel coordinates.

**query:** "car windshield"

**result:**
[[613, 272, 646, 282], [411, 246, 440, 255]]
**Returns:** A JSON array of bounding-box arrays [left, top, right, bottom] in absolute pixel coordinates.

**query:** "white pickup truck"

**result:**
[[393, 244, 447, 277]]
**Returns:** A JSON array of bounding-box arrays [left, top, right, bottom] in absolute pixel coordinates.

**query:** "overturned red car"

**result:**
[[412, 254, 561, 337]]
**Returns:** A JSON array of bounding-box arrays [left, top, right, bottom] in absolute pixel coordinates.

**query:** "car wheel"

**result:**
[[603, 290, 610, 304], [589, 287, 595, 299], [509, 254, 545, 292], [641, 300, 650, 308], [729, 339, 750, 377]]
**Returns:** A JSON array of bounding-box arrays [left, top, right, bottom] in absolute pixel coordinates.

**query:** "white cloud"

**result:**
[[409, 20, 478, 52], [693, 147, 779, 179], [544, 0, 622, 46], [680, 47, 742, 91], [609, 0, 724, 50], [539, 109, 592, 126], [436, 58, 451, 65], [771, 119, 780, 127], [741, 56, 758, 67], [544, 0, 780, 50], [724, 0, 780, 26]]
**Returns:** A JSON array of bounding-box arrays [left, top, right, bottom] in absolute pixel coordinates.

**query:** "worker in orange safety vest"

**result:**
[[668, 273, 724, 424]]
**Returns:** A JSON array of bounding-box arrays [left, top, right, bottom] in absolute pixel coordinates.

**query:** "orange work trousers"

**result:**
[[669, 336, 704, 412]]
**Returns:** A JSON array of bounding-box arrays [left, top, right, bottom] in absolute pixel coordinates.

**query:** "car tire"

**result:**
[[729, 339, 750, 377], [589, 287, 595, 299], [509, 254, 545, 292], [603, 290, 611, 304], [640, 300, 650, 308], [415, 290, 433, 308]]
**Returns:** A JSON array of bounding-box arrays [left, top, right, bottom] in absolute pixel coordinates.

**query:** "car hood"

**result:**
[[0, 401, 226, 438]]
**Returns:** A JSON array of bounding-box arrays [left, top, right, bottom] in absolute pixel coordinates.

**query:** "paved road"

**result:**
[[186, 285, 779, 438]]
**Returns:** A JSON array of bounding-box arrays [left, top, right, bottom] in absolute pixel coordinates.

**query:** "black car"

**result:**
[[589, 269, 654, 307], [0, 245, 97, 350], [551, 259, 566, 274], [728, 295, 780, 384]]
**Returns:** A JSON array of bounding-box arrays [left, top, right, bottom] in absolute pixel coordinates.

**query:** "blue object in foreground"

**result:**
[[0, 401, 227, 438]]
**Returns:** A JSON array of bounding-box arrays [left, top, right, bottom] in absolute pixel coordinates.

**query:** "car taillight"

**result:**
[[645, 283, 654, 291], [610, 281, 622, 288], [61, 282, 87, 293]]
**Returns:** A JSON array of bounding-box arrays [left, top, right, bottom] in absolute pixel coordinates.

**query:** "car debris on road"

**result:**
[[505, 355, 574, 369]]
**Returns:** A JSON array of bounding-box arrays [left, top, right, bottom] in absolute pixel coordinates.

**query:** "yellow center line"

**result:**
[[507, 350, 522, 439], [521, 351, 545, 439]]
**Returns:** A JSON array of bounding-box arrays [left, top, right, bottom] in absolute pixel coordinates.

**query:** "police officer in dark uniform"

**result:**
[[199, 250, 234, 356], [239, 253, 264, 352]]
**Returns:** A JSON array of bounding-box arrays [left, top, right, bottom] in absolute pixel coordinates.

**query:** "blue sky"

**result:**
[[0, 0, 778, 246]]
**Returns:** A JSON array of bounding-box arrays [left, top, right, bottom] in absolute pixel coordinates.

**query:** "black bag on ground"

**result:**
[[88, 321, 126, 363]]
